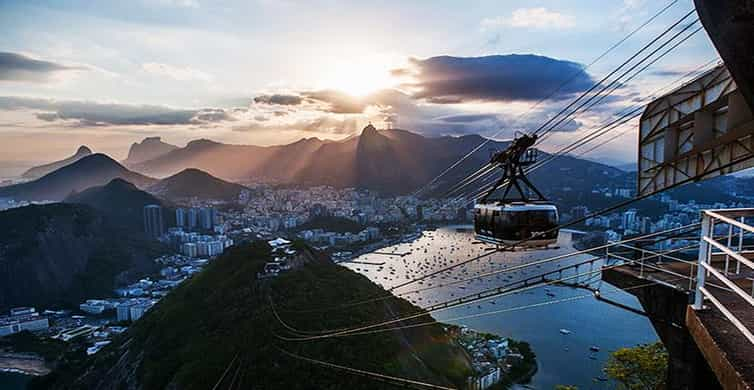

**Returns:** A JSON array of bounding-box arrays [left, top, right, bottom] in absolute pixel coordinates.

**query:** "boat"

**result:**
[[559, 328, 571, 335], [589, 345, 600, 352]]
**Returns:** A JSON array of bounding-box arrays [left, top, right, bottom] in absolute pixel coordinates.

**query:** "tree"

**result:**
[[555, 385, 578, 390], [604, 342, 668, 390]]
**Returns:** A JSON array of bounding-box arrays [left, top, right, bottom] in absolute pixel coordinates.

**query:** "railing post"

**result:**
[[737, 216, 744, 274], [640, 249, 645, 277], [725, 223, 733, 275], [693, 212, 712, 310]]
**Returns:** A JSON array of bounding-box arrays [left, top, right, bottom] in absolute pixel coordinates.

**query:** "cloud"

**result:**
[[302, 90, 368, 114], [0, 52, 85, 82], [253, 94, 303, 106], [142, 62, 212, 81], [395, 55, 593, 104], [481, 8, 575, 30], [0, 96, 234, 126], [234, 115, 360, 135]]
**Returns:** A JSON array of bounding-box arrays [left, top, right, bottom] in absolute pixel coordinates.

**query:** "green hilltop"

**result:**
[[35, 241, 472, 389]]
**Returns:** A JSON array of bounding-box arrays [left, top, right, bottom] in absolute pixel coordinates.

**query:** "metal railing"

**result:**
[[693, 208, 754, 345], [607, 241, 700, 289]]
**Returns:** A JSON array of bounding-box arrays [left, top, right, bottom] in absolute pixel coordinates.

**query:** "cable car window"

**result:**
[[529, 210, 556, 225], [502, 210, 527, 226]]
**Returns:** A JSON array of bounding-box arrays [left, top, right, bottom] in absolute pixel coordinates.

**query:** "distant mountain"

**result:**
[[65, 178, 167, 229], [0, 154, 156, 201], [123, 137, 178, 166], [616, 162, 637, 172], [147, 168, 248, 201], [0, 203, 165, 312], [129, 138, 275, 180], [130, 125, 624, 195], [36, 242, 471, 389], [21, 145, 92, 180]]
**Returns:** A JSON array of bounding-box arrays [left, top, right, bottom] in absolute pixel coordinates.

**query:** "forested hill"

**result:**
[[35, 242, 471, 390], [0, 203, 165, 312]]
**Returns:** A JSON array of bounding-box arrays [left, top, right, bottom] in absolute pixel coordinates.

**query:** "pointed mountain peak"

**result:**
[[361, 123, 378, 136], [104, 178, 138, 190], [76, 145, 93, 156], [174, 167, 210, 177], [85, 153, 120, 164]]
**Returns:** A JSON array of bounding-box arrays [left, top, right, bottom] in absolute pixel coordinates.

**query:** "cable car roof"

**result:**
[[474, 203, 558, 212]]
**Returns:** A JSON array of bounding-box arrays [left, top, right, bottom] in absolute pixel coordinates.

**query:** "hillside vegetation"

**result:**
[[35, 242, 471, 389], [0, 203, 165, 311]]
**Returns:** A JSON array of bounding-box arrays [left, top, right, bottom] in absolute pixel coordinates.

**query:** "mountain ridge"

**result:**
[[21, 145, 93, 180], [129, 126, 619, 195], [0, 154, 156, 201], [65, 178, 168, 229], [123, 137, 178, 166], [146, 168, 249, 201]]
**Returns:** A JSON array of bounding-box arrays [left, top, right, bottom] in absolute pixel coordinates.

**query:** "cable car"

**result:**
[[473, 133, 559, 248], [474, 202, 559, 247]]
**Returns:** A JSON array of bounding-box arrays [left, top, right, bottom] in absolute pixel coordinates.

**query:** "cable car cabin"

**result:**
[[474, 202, 559, 247]]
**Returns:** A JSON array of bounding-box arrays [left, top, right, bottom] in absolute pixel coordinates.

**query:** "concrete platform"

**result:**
[[605, 259, 754, 390]]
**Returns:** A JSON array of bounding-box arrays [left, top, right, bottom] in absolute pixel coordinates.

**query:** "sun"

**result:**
[[317, 54, 399, 97]]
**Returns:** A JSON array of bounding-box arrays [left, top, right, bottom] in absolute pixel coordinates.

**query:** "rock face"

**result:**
[[123, 137, 179, 166], [35, 243, 472, 390], [146, 168, 248, 202], [0, 203, 164, 312], [0, 154, 156, 201], [21, 146, 92, 180]]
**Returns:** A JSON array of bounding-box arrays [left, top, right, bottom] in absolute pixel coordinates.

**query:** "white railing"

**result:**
[[606, 242, 700, 290], [693, 208, 754, 345]]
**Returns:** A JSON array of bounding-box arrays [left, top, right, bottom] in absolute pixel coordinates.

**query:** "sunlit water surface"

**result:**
[[342, 226, 658, 389]]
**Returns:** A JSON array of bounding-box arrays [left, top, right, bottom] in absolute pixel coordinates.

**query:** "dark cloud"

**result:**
[[193, 108, 235, 122], [253, 94, 303, 106], [0, 52, 84, 82], [0, 96, 234, 126], [34, 112, 61, 122], [396, 54, 594, 103]]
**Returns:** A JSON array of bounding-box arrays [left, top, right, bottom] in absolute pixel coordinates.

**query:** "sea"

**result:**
[[340, 226, 659, 389]]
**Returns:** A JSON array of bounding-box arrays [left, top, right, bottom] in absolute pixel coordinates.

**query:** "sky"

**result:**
[[0, 0, 719, 166]]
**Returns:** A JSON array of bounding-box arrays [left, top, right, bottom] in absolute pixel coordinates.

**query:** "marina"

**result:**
[[343, 226, 659, 389]]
